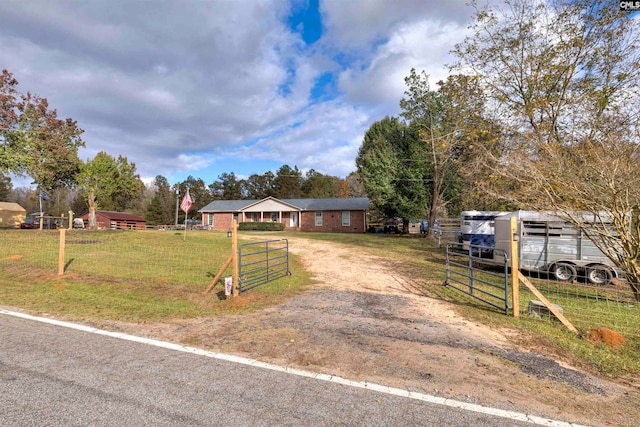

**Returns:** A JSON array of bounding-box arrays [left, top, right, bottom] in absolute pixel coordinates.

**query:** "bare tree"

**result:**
[[454, 0, 640, 299], [400, 70, 501, 231]]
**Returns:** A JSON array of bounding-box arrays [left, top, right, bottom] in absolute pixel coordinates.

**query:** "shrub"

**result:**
[[238, 222, 284, 231]]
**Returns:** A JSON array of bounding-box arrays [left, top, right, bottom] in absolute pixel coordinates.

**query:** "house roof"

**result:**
[[0, 202, 26, 212], [199, 197, 369, 213], [84, 211, 147, 222]]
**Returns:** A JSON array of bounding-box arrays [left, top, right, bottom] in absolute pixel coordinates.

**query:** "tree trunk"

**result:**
[[88, 190, 96, 229], [618, 255, 640, 302]]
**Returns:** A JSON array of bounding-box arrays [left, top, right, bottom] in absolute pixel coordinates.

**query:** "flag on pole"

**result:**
[[39, 188, 50, 201], [180, 189, 192, 213]]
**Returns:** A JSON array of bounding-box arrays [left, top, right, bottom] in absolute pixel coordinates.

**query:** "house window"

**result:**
[[342, 211, 350, 226], [252, 212, 259, 222], [207, 213, 214, 227], [233, 213, 238, 223], [315, 211, 323, 226], [270, 212, 278, 222]]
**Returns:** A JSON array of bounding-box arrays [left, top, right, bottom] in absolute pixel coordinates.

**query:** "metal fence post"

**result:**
[[444, 244, 450, 284], [468, 245, 474, 295], [504, 251, 510, 315]]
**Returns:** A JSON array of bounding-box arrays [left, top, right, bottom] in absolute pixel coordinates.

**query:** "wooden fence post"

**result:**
[[58, 228, 66, 275], [232, 220, 239, 297], [511, 216, 520, 317]]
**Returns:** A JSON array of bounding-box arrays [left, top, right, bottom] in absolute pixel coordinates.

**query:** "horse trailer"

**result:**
[[460, 210, 510, 252], [492, 211, 620, 285]]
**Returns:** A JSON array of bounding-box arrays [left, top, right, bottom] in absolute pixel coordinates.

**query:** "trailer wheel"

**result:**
[[551, 263, 577, 282], [586, 266, 613, 285]]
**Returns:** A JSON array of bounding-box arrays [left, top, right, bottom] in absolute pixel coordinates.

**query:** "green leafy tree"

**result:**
[[209, 172, 245, 200], [454, 0, 640, 299], [356, 116, 430, 230], [244, 172, 275, 199], [1, 69, 84, 190], [302, 169, 337, 198], [0, 174, 11, 200], [399, 70, 477, 231], [145, 175, 175, 225], [76, 152, 144, 228], [356, 117, 400, 220], [273, 165, 303, 199]]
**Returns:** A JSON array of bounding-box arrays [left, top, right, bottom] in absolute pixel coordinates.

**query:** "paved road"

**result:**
[[0, 311, 579, 426]]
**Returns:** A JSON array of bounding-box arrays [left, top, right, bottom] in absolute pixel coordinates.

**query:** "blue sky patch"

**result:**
[[311, 72, 336, 101], [288, 0, 322, 45]]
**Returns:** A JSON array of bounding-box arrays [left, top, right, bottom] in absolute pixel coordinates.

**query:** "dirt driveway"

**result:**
[[97, 236, 638, 426]]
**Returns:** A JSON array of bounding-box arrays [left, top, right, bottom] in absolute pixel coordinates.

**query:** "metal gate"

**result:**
[[444, 243, 510, 314], [238, 239, 289, 293]]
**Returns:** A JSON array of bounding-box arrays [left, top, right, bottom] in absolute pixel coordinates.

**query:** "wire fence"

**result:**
[[443, 243, 639, 340], [516, 269, 639, 340], [3, 229, 638, 341], [0, 229, 234, 292]]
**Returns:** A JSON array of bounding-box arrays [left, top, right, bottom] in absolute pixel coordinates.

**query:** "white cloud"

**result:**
[[231, 99, 370, 178], [336, 13, 471, 109], [0, 0, 479, 186], [320, 0, 471, 51]]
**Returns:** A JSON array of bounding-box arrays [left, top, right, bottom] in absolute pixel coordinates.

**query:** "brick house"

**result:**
[[79, 210, 147, 230], [198, 197, 369, 233]]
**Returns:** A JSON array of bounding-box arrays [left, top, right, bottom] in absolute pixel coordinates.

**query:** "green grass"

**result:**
[[1, 229, 638, 380], [0, 229, 310, 321]]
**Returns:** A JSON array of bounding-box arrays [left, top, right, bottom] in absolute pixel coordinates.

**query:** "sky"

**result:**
[[0, 0, 476, 188]]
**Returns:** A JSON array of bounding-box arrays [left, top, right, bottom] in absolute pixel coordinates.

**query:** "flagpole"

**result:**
[[184, 211, 187, 241]]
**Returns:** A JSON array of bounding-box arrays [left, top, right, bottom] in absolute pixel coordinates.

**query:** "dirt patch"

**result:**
[[88, 237, 637, 426]]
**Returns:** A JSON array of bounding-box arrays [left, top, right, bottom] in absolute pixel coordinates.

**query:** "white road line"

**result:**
[[1, 309, 587, 427]]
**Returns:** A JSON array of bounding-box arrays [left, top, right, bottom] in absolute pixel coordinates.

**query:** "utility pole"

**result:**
[[175, 189, 179, 228]]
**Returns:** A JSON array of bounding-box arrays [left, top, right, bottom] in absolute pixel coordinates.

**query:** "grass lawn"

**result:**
[[0, 230, 310, 321]]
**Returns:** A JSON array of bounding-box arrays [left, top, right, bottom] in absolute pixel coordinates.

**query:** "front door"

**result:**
[[290, 212, 298, 228]]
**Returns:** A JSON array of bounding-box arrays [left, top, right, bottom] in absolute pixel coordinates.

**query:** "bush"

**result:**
[[238, 222, 285, 231]]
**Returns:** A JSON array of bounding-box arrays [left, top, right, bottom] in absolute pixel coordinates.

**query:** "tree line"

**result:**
[[0, 154, 365, 227], [144, 167, 365, 226]]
